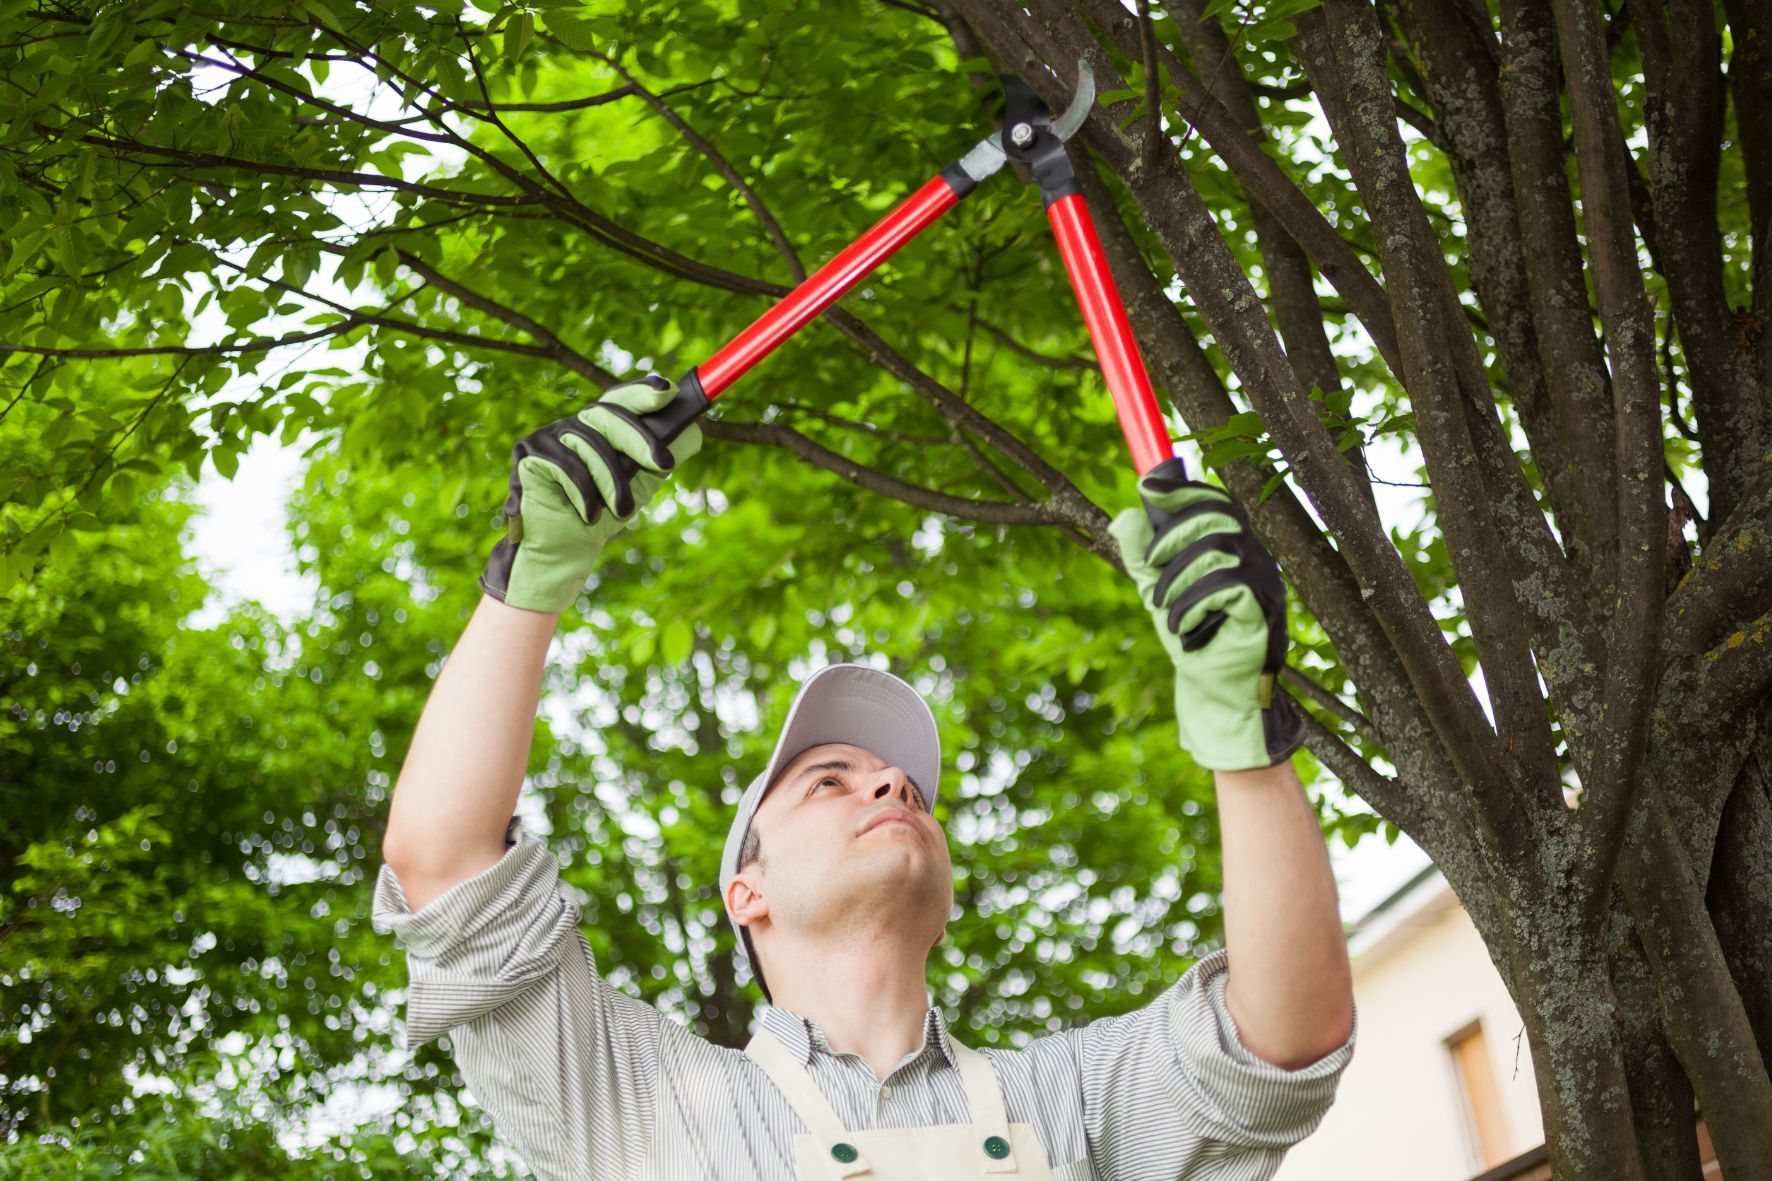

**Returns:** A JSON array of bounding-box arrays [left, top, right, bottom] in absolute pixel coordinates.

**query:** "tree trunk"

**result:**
[[1616, 782, 1772, 1175], [1706, 749, 1772, 1067], [1511, 931, 1648, 1181], [1608, 893, 1704, 1181]]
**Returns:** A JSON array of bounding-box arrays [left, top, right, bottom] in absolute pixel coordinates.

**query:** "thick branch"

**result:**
[[1495, 0, 1621, 592], [1392, 0, 1594, 605], [1550, 0, 1671, 921], [1290, 697, 1421, 837], [1304, 2, 1562, 845], [951, 0, 1467, 845], [1637, 0, 1768, 524], [1062, 144, 1474, 849], [1168, 0, 1380, 522], [963, 0, 1495, 846], [1663, 461, 1772, 658], [1074, 0, 1408, 380]]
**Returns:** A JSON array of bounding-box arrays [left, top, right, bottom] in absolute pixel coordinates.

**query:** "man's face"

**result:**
[[729, 742, 954, 958]]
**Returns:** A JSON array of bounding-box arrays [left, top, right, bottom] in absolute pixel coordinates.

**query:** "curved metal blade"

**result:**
[[1051, 58, 1096, 143]]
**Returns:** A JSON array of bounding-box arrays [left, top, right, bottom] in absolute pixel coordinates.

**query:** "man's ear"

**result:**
[[727, 873, 769, 929]]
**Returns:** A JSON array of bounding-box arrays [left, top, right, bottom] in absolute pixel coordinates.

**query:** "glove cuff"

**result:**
[[1260, 690, 1307, 766]]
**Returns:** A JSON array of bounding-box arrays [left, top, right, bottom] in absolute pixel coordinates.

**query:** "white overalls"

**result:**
[[744, 1028, 1056, 1180]]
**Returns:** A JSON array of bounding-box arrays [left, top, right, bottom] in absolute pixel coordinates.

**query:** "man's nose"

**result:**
[[872, 768, 915, 807]]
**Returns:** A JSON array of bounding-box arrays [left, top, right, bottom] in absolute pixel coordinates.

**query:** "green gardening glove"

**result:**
[[479, 375, 703, 614], [1108, 469, 1305, 770]]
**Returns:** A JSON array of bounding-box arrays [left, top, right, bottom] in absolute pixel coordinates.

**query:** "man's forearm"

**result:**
[[381, 594, 560, 904], [1214, 757, 1356, 1069]]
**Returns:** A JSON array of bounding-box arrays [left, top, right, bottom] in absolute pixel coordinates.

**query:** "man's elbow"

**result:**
[[1256, 1005, 1355, 1071]]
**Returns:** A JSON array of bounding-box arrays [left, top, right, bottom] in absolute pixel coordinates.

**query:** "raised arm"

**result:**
[[1109, 471, 1355, 1067], [381, 595, 560, 910], [1215, 758, 1354, 1068], [380, 374, 703, 910]]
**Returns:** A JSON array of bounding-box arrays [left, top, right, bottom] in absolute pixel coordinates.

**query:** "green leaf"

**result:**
[[505, 12, 534, 62], [661, 618, 694, 665], [629, 628, 656, 664], [543, 12, 599, 50], [297, 0, 348, 32], [748, 612, 777, 650]]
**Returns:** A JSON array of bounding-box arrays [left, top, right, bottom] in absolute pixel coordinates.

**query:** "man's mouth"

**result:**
[[863, 812, 918, 835]]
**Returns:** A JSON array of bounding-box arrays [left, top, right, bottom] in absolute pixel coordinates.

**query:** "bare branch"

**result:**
[[1074, 0, 1409, 379], [984, 0, 1511, 838], [1496, 0, 1621, 585], [1307, 1, 1563, 824], [1637, 0, 1768, 524]]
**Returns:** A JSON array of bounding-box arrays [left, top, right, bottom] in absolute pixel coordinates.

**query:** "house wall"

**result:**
[[1273, 879, 1546, 1181]]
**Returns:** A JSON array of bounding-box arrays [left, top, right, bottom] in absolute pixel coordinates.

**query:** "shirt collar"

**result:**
[[760, 1002, 957, 1069]]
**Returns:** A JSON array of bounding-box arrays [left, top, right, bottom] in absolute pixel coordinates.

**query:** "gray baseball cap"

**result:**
[[718, 662, 941, 1002]]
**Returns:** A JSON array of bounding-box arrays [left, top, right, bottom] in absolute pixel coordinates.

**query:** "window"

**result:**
[[1446, 1018, 1511, 1170]]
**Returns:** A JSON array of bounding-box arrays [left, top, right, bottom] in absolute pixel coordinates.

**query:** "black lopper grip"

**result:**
[[1140, 455, 1189, 531], [606, 368, 712, 498]]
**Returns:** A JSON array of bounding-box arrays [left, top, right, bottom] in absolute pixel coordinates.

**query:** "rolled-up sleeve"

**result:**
[[370, 815, 665, 1181], [1077, 946, 1356, 1178]]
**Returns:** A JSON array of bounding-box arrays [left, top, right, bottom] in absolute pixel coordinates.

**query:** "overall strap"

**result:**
[[950, 1042, 1022, 1174], [745, 1030, 873, 1178]]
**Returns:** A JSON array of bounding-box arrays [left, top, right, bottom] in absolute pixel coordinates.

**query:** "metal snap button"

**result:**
[[983, 1135, 1011, 1159], [831, 1142, 858, 1163]]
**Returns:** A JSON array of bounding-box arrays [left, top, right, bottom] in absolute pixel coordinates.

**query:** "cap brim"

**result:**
[[757, 665, 940, 807]]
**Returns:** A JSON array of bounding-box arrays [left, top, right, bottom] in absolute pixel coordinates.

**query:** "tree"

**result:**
[[1, 1, 1766, 1178]]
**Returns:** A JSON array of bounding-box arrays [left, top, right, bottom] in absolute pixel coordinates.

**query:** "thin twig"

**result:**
[[0, 357, 54, 430], [23, 357, 192, 544], [594, 49, 807, 281], [1281, 664, 1383, 749], [704, 418, 1055, 526]]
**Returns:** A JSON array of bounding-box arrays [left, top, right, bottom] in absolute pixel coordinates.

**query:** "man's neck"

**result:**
[[764, 935, 936, 1083]]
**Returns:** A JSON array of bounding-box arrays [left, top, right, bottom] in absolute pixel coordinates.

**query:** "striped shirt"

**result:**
[[371, 815, 1356, 1180]]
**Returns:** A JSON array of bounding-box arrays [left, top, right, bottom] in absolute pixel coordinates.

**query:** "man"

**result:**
[[373, 377, 1357, 1180]]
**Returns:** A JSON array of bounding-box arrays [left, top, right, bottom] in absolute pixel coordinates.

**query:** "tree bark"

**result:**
[[1509, 923, 1647, 1181], [1706, 748, 1772, 1068], [1608, 891, 1705, 1181], [1616, 780, 1772, 1174]]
